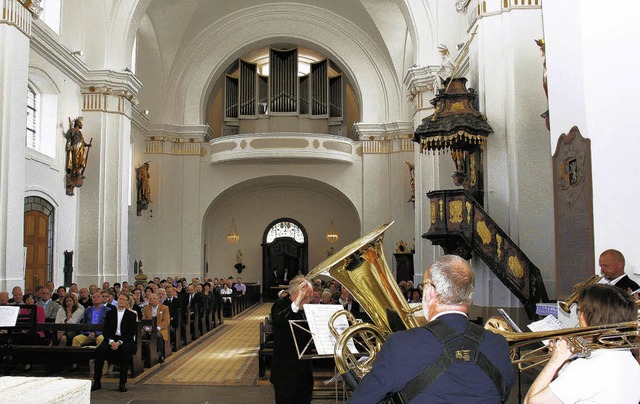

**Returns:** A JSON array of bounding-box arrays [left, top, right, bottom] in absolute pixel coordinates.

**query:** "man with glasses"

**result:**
[[350, 255, 515, 403]]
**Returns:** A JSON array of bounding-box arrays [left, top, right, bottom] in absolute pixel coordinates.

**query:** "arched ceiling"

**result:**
[[133, 0, 421, 125]]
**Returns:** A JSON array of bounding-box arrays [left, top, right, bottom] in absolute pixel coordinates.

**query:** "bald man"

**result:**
[[598, 249, 639, 292]]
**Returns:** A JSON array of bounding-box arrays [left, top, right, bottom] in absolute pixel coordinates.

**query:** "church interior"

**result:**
[[1, 0, 639, 401]]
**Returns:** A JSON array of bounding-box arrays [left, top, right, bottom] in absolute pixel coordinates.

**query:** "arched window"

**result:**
[[26, 85, 38, 149], [26, 76, 59, 158], [266, 220, 305, 243]]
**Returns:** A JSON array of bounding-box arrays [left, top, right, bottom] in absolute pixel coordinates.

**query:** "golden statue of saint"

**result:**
[[65, 117, 91, 177]]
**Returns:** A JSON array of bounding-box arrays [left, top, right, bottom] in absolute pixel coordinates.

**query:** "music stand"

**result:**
[[289, 319, 333, 360]]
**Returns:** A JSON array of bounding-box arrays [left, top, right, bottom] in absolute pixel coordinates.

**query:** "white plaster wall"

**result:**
[[203, 181, 361, 284], [388, 150, 418, 274], [24, 52, 84, 288], [473, 8, 556, 305], [0, 25, 29, 290], [543, 0, 640, 281]]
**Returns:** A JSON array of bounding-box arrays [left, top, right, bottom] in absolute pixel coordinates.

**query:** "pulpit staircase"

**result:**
[[424, 189, 549, 319]]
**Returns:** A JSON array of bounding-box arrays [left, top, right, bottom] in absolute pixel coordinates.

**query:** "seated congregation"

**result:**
[[0, 275, 259, 392]]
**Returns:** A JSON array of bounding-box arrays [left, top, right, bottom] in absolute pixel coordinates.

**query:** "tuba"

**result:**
[[306, 222, 419, 387], [306, 221, 422, 388]]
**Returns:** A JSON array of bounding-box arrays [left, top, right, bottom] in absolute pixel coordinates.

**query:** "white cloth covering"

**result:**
[[0, 376, 90, 403]]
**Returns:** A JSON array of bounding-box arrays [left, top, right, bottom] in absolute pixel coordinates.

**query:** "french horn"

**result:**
[[306, 221, 422, 388]]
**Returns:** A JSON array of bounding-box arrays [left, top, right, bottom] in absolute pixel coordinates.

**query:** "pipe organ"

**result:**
[[224, 47, 344, 127]]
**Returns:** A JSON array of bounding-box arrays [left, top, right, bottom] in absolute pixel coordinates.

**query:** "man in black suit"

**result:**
[[270, 276, 314, 404], [92, 293, 137, 393], [598, 249, 640, 292]]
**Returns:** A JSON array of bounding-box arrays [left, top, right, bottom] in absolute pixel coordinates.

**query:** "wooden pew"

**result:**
[[0, 321, 144, 378], [258, 321, 274, 379], [140, 317, 159, 367]]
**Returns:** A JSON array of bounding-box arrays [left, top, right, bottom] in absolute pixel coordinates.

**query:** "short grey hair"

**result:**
[[427, 255, 475, 306], [288, 275, 310, 294]]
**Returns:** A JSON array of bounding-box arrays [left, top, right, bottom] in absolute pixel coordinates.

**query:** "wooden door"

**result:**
[[24, 211, 49, 293]]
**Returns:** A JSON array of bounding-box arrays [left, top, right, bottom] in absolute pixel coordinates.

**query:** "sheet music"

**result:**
[[527, 314, 564, 345], [498, 308, 522, 333], [0, 306, 20, 327], [303, 304, 357, 356]]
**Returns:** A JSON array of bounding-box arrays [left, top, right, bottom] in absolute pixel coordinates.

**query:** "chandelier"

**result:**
[[326, 221, 339, 243], [227, 218, 240, 244]]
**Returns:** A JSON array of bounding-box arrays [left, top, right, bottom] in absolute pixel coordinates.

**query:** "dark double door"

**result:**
[[262, 238, 307, 299]]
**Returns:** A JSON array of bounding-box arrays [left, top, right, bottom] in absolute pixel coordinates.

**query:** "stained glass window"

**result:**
[[266, 221, 304, 243]]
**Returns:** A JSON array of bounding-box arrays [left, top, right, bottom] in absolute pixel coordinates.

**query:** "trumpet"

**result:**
[[485, 316, 640, 371], [558, 274, 602, 313]]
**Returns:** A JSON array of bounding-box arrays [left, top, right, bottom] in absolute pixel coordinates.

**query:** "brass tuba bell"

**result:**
[[306, 221, 422, 387]]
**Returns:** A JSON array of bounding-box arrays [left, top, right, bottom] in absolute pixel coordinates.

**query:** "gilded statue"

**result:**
[[65, 117, 91, 176], [136, 162, 151, 215], [64, 116, 92, 195]]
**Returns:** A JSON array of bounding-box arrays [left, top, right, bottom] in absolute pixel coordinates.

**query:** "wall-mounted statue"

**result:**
[[234, 249, 246, 274], [136, 161, 151, 216], [64, 116, 92, 195], [406, 161, 415, 206]]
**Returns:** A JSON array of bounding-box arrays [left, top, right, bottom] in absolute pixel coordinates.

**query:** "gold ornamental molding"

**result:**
[[144, 124, 213, 156], [476, 220, 492, 245], [508, 255, 524, 279], [448, 200, 463, 224], [477, 0, 541, 19], [355, 122, 415, 155], [81, 70, 142, 116], [82, 86, 138, 115], [1, 0, 38, 35]]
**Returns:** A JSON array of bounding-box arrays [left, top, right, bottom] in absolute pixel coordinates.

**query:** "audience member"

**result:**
[[320, 290, 331, 304], [72, 291, 108, 348], [9, 286, 23, 304], [92, 293, 137, 393], [37, 287, 61, 321], [234, 277, 246, 296], [142, 292, 170, 362], [54, 294, 84, 346], [0, 291, 9, 305], [78, 288, 92, 308]]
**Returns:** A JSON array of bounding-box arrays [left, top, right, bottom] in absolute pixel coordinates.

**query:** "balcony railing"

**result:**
[[209, 133, 354, 164]]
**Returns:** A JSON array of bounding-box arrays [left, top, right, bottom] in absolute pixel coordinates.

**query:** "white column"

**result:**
[[75, 78, 140, 286], [404, 66, 442, 282], [0, 2, 32, 290]]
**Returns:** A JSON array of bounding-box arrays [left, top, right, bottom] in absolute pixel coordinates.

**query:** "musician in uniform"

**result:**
[[349, 255, 515, 403], [598, 249, 640, 292], [270, 276, 314, 404], [525, 284, 640, 403]]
